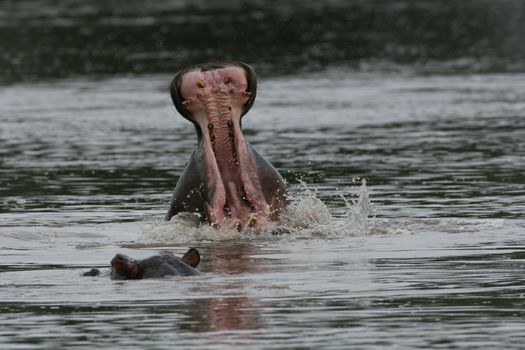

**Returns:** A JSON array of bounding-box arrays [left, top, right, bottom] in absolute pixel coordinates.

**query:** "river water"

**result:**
[[2, 1, 525, 349]]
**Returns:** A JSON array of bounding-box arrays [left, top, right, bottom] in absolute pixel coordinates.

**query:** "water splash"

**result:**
[[140, 179, 373, 244], [277, 179, 372, 240]]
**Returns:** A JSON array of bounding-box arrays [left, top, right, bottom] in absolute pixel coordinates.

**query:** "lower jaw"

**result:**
[[202, 124, 269, 229]]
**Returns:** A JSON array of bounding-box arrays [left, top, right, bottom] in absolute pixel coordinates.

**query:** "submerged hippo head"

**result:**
[[166, 62, 288, 229], [110, 248, 201, 280]]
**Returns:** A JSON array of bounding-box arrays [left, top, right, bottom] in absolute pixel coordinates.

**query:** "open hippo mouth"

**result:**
[[169, 62, 281, 228]]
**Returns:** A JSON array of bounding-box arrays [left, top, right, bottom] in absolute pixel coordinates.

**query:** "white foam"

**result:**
[[139, 179, 373, 244]]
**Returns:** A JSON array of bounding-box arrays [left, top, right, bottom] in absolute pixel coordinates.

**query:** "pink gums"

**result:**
[[179, 66, 269, 226]]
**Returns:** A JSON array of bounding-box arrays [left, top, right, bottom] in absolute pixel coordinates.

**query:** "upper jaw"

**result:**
[[170, 62, 257, 124], [178, 65, 252, 133]]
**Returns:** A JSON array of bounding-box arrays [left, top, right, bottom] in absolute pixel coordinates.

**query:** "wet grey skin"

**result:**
[[165, 62, 288, 230], [83, 248, 201, 279]]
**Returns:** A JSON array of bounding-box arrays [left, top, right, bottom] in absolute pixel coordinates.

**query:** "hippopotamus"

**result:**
[[165, 62, 288, 230], [83, 248, 201, 279]]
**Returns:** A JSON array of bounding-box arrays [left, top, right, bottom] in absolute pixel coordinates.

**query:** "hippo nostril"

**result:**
[[224, 74, 232, 84]]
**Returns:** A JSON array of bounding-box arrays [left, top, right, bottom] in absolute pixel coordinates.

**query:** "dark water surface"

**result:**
[[2, 0, 525, 349], [2, 0, 525, 81]]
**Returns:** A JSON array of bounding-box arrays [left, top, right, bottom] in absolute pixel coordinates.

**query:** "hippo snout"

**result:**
[[111, 253, 141, 279]]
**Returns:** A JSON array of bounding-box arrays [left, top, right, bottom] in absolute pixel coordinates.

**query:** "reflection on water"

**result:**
[[194, 244, 262, 333]]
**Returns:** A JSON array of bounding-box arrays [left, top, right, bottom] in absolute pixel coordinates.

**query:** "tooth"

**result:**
[[181, 99, 192, 107], [233, 219, 243, 231], [241, 91, 251, 97], [197, 80, 206, 88], [269, 197, 280, 221], [223, 74, 232, 84], [249, 216, 258, 227], [204, 202, 217, 227]]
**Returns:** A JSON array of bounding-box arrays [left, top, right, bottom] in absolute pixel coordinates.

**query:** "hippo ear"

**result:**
[[182, 248, 200, 268]]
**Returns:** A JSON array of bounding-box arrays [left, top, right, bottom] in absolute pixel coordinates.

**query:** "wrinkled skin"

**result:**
[[83, 248, 201, 279], [165, 62, 288, 230]]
